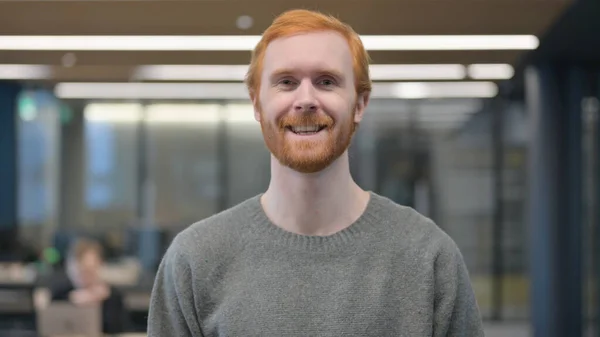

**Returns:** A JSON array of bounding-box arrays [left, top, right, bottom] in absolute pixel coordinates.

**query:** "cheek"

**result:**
[[261, 95, 293, 122], [322, 98, 353, 124]]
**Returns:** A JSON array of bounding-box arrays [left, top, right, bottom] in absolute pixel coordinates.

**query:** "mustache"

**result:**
[[277, 113, 334, 129]]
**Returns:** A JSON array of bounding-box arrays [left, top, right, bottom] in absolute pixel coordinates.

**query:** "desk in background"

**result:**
[[0, 282, 36, 331]]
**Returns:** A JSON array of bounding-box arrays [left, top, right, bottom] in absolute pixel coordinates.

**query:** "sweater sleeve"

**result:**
[[432, 236, 484, 337], [147, 242, 204, 337]]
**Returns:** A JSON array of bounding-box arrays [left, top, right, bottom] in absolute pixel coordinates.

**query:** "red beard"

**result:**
[[260, 110, 357, 173]]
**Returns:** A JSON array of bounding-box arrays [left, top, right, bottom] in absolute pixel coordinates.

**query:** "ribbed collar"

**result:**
[[242, 191, 392, 252]]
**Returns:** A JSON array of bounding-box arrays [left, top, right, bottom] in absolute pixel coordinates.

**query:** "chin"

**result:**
[[279, 149, 342, 173], [286, 161, 331, 174]]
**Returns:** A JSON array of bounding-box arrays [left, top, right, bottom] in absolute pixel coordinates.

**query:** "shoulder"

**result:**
[[162, 195, 262, 270], [370, 192, 462, 259]]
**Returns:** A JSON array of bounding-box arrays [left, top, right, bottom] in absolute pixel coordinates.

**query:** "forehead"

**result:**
[[262, 31, 354, 77]]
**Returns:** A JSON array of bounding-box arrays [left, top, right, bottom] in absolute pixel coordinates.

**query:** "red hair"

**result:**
[[245, 9, 372, 99]]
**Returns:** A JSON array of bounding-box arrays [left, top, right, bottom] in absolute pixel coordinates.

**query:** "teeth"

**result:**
[[291, 125, 320, 133]]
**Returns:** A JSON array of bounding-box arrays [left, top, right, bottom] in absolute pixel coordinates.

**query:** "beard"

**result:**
[[259, 108, 357, 174]]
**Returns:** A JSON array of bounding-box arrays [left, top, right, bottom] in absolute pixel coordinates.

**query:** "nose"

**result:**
[[294, 79, 318, 113]]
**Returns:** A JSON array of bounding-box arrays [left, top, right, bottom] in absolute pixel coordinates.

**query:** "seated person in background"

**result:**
[[49, 238, 131, 334]]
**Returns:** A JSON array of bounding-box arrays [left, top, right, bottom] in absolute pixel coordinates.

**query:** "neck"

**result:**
[[261, 151, 370, 236]]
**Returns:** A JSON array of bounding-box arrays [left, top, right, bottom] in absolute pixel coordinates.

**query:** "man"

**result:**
[[148, 9, 484, 337], [49, 238, 130, 334]]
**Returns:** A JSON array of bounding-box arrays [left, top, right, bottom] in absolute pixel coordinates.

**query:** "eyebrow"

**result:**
[[268, 68, 346, 83]]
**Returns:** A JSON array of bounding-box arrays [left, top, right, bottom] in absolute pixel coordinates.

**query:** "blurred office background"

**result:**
[[0, 0, 599, 336]]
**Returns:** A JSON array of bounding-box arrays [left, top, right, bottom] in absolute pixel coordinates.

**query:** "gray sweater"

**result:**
[[148, 192, 484, 337]]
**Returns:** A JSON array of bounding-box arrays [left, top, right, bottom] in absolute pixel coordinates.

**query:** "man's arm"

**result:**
[[147, 243, 203, 337], [433, 237, 484, 337]]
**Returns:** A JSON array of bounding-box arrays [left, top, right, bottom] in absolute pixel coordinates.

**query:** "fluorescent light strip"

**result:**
[[84, 103, 143, 122], [363, 35, 538, 51], [84, 103, 257, 124], [134, 65, 250, 81], [145, 104, 221, 123], [56, 82, 249, 100], [467, 63, 515, 80], [225, 104, 256, 123], [0, 64, 52, 80], [56, 81, 498, 100], [371, 81, 498, 99], [0, 63, 513, 81], [133, 64, 469, 81], [83, 102, 471, 124], [0, 35, 538, 51], [370, 64, 466, 80]]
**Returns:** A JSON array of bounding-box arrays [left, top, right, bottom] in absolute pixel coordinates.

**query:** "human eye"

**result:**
[[276, 78, 297, 89], [317, 76, 337, 88]]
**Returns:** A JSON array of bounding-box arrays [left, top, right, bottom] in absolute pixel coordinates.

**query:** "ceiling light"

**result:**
[[61, 53, 77, 68], [236, 15, 254, 30], [224, 104, 257, 123], [55, 82, 249, 100], [0, 63, 506, 82], [0, 36, 254, 51], [56, 81, 497, 100], [0, 64, 52, 79], [363, 35, 538, 51], [84, 103, 143, 123], [145, 104, 221, 123], [369, 64, 466, 80], [372, 81, 498, 99], [134, 64, 468, 81], [133, 65, 249, 81], [0, 35, 539, 51], [82, 103, 258, 124], [467, 63, 515, 79]]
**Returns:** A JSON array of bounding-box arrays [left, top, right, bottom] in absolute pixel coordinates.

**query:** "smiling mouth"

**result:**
[[286, 125, 327, 135]]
